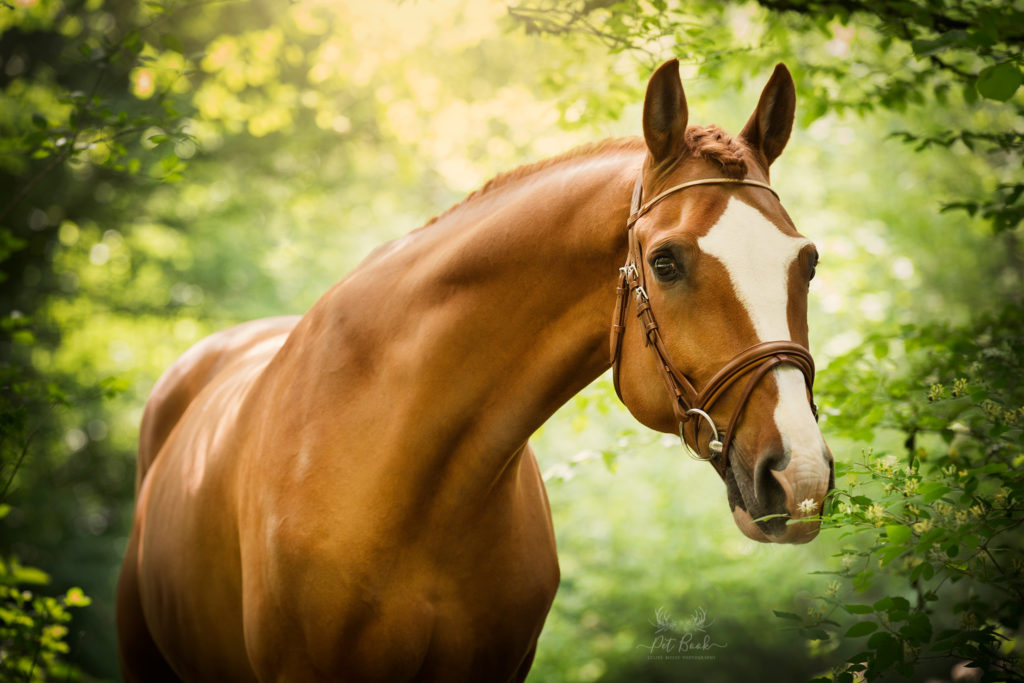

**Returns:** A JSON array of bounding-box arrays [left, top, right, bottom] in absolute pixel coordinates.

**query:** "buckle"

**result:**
[[619, 263, 639, 282], [634, 285, 649, 303]]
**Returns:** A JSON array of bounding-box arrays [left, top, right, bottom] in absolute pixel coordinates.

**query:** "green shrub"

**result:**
[[778, 307, 1024, 681], [0, 508, 90, 682]]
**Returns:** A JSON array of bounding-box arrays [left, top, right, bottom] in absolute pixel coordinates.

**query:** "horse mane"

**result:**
[[423, 125, 748, 228]]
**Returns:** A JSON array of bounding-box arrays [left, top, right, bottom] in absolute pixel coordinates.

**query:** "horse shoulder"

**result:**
[[136, 315, 300, 490], [239, 443, 559, 681]]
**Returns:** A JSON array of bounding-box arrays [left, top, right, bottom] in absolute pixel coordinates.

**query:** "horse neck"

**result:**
[[309, 145, 641, 466]]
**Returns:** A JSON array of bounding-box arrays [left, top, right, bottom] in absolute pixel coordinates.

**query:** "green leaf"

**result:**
[[844, 603, 874, 615], [772, 610, 802, 621], [888, 597, 910, 615], [161, 33, 184, 54], [99, 376, 130, 398], [885, 524, 911, 545], [911, 561, 931, 582], [921, 484, 951, 502], [867, 631, 901, 669], [805, 628, 831, 641], [853, 569, 875, 592], [160, 154, 180, 171], [845, 621, 879, 637], [600, 450, 617, 473], [976, 62, 1023, 102], [910, 30, 969, 56], [878, 544, 907, 567], [8, 564, 50, 586], [900, 612, 932, 644], [124, 29, 142, 54]]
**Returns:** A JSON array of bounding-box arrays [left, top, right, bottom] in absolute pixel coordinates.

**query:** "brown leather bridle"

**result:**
[[609, 174, 818, 475]]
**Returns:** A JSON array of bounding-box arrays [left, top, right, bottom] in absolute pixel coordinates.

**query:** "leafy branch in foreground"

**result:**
[[0, 514, 92, 683], [1, 307, 130, 680], [776, 308, 1024, 682]]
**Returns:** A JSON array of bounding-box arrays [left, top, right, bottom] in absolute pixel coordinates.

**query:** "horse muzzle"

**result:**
[[725, 445, 835, 544]]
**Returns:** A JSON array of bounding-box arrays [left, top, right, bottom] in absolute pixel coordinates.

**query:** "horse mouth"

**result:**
[[724, 461, 823, 544]]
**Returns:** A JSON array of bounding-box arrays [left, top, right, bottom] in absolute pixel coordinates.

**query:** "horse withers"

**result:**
[[117, 59, 833, 681]]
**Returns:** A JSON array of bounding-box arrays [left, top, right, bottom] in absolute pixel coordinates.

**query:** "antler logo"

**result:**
[[637, 605, 728, 660], [687, 606, 714, 633], [651, 606, 678, 634]]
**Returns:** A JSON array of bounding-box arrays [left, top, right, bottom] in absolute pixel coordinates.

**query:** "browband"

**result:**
[[628, 177, 779, 227]]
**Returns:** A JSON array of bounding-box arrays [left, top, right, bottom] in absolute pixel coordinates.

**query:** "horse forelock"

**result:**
[[647, 125, 751, 182], [684, 125, 748, 179]]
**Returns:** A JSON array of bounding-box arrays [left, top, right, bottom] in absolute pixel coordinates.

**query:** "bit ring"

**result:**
[[679, 408, 723, 461]]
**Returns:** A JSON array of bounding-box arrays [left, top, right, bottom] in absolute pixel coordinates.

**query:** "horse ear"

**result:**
[[740, 63, 796, 168], [643, 59, 689, 165]]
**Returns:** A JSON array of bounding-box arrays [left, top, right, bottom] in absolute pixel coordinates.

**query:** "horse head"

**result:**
[[613, 59, 834, 544]]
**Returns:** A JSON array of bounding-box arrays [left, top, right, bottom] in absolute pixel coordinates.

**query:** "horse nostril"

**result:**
[[762, 449, 791, 473], [753, 450, 789, 510]]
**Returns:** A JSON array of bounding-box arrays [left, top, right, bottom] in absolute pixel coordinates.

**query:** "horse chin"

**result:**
[[731, 505, 771, 542], [731, 504, 821, 544]]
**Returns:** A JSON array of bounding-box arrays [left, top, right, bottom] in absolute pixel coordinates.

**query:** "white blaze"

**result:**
[[697, 198, 825, 473]]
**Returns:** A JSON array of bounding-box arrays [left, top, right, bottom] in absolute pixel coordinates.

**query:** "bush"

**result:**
[[0, 507, 90, 682], [778, 307, 1024, 681]]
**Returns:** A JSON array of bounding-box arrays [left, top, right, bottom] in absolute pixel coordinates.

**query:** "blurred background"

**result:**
[[1, 0, 1022, 681]]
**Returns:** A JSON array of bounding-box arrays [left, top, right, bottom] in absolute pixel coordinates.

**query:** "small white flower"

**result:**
[[797, 498, 818, 515]]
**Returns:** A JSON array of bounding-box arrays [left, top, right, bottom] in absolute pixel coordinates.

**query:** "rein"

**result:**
[[609, 175, 818, 473]]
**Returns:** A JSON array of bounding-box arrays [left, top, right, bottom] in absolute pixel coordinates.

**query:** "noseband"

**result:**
[[609, 175, 818, 474]]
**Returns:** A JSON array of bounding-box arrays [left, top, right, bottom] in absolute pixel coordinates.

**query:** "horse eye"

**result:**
[[809, 255, 819, 282], [652, 255, 679, 281]]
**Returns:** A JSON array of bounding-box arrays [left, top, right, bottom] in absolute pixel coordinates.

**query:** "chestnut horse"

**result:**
[[117, 60, 834, 681]]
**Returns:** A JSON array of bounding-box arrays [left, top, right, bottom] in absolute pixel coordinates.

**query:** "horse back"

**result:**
[[136, 315, 300, 491]]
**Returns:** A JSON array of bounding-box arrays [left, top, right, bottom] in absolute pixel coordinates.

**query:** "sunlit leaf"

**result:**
[[976, 62, 1023, 101]]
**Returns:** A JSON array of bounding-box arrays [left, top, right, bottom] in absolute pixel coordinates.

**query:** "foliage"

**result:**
[[1, 0, 195, 672], [774, 308, 1024, 681], [0, 515, 92, 682], [756, 0, 1024, 234], [1, 317, 93, 681], [507, 0, 1024, 232]]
